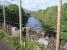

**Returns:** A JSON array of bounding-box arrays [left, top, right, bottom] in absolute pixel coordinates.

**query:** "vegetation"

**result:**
[[0, 4, 30, 28], [32, 3, 67, 40], [0, 2, 67, 50], [0, 31, 5, 40], [4, 32, 47, 50], [0, 4, 48, 50], [61, 32, 67, 40]]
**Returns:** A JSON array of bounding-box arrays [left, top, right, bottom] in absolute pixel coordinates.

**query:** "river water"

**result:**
[[26, 16, 43, 30]]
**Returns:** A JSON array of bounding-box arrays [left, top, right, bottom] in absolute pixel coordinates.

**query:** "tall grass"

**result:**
[[0, 30, 5, 40], [1, 30, 47, 50], [6, 36, 47, 50]]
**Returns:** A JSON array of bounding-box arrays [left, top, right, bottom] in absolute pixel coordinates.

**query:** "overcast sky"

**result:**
[[0, 0, 67, 11]]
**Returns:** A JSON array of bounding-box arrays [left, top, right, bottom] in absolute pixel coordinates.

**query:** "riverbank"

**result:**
[[34, 16, 67, 41]]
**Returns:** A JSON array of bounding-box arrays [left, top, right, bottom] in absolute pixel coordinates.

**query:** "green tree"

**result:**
[[5, 4, 28, 28]]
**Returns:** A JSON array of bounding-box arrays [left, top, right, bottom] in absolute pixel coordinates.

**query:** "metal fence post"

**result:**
[[19, 0, 22, 45], [3, 0, 6, 31]]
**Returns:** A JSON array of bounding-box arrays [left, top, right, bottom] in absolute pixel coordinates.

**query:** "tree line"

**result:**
[[32, 3, 67, 33], [0, 4, 30, 28]]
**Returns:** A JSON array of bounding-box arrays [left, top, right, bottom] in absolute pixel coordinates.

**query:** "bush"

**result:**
[[9, 37, 20, 50], [61, 32, 67, 40], [0, 31, 5, 40]]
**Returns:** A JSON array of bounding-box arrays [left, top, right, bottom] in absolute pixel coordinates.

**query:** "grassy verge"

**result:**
[[7, 37, 47, 50], [2, 31, 47, 50], [1, 29, 67, 50]]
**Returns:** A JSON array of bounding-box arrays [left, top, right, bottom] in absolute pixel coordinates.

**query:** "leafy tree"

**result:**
[[5, 4, 28, 28]]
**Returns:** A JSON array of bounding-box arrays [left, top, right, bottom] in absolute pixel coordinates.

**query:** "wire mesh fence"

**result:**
[[0, 0, 67, 50], [0, 0, 57, 50]]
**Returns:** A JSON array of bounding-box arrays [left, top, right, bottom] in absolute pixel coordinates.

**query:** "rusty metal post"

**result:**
[[56, 0, 62, 50]]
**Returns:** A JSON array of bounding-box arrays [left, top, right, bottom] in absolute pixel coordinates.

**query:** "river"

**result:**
[[26, 16, 43, 30]]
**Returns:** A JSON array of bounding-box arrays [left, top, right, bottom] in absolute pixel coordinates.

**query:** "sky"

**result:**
[[0, 0, 67, 11]]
